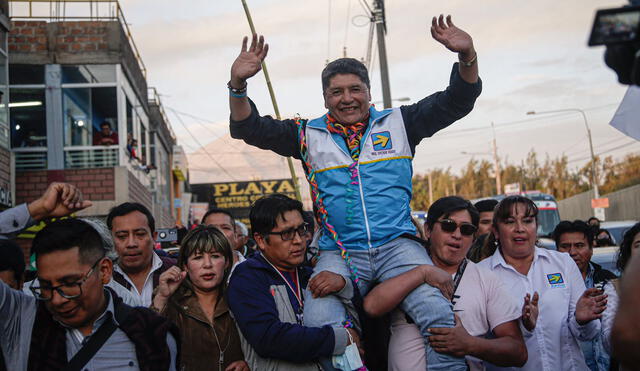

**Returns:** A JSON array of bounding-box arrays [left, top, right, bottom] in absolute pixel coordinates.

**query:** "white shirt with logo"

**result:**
[[388, 261, 521, 371], [478, 247, 599, 371]]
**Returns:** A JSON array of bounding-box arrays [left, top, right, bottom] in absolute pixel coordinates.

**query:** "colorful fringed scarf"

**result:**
[[297, 113, 368, 283]]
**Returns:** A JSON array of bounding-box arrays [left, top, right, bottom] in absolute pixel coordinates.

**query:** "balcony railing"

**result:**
[[64, 145, 119, 168], [14, 147, 47, 170]]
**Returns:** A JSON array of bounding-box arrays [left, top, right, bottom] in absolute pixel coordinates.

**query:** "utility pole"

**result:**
[[373, 0, 392, 108], [491, 122, 502, 194]]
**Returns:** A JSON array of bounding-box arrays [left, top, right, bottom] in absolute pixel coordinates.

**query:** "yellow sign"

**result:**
[[191, 179, 298, 222]]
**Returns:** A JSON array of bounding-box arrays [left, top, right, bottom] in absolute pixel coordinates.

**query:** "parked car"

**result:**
[[600, 220, 638, 246], [591, 245, 620, 276]]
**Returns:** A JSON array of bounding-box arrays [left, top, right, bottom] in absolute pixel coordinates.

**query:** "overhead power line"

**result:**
[[567, 140, 639, 164], [169, 109, 238, 181]]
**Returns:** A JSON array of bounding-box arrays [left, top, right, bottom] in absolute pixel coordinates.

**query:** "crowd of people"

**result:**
[[0, 14, 639, 371]]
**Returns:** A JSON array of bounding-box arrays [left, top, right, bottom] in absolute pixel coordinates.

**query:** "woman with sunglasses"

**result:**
[[364, 196, 527, 370], [477, 195, 607, 371], [151, 225, 248, 371]]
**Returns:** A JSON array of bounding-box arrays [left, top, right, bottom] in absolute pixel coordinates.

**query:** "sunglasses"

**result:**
[[436, 219, 477, 236]]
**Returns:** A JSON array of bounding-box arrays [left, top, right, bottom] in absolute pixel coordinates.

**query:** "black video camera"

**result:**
[[589, 4, 640, 85]]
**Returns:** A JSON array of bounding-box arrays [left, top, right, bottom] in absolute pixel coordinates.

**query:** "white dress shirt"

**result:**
[[113, 252, 164, 307], [479, 247, 599, 371]]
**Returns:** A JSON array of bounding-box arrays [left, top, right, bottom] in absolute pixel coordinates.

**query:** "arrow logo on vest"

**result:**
[[373, 135, 389, 148]]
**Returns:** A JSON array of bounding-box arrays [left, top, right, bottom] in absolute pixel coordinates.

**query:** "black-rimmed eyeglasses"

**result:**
[[30, 257, 103, 301], [265, 223, 310, 241]]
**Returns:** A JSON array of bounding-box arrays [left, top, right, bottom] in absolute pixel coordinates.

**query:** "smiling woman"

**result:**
[[477, 196, 609, 371], [151, 225, 247, 371]]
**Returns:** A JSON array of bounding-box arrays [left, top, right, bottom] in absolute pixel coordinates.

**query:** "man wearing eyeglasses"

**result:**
[[0, 218, 179, 370], [364, 196, 527, 370], [228, 194, 359, 370]]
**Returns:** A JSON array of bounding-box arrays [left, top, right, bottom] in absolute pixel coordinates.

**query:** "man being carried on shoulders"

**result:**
[[229, 14, 481, 370]]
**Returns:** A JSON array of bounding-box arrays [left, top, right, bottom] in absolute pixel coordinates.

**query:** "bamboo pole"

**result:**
[[239, 0, 302, 202]]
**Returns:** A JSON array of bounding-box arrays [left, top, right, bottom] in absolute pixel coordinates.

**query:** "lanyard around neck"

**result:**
[[452, 258, 468, 303], [264, 257, 303, 308]]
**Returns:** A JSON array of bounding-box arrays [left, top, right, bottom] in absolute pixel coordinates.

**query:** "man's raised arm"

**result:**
[[431, 14, 478, 84], [229, 34, 269, 121]]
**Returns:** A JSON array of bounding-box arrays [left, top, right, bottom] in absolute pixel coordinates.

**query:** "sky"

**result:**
[[116, 0, 640, 182]]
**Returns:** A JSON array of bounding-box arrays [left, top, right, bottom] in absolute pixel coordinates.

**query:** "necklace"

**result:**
[[210, 321, 230, 371]]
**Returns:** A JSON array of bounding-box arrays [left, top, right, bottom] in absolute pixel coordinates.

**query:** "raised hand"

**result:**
[[230, 34, 269, 87], [430, 15, 474, 57], [28, 182, 92, 220], [576, 288, 607, 325], [522, 292, 539, 331], [152, 266, 187, 311]]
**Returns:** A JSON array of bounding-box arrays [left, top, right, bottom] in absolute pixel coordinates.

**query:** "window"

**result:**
[[10, 88, 46, 148], [62, 87, 117, 146], [61, 65, 116, 84], [9, 64, 45, 85]]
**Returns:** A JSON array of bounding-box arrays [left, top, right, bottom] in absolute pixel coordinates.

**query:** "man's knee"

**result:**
[[401, 282, 455, 331], [303, 291, 346, 327]]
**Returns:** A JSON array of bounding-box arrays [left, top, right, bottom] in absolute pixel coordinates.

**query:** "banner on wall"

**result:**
[[191, 179, 297, 226]]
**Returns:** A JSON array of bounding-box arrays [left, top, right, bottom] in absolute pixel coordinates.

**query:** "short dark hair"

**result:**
[[474, 199, 499, 213], [552, 220, 593, 247], [32, 218, 106, 265], [250, 194, 303, 237], [321, 58, 370, 92], [493, 195, 538, 225], [201, 208, 235, 230], [107, 202, 155, 233], [100, 121, 111, 128], [0, 240, 26, 282], [479, 196, 539, 261], [425, 196, 479, 230], [178, 225, 234, 289], [617, 222, 640, 272], [587, 217, 600, 224]]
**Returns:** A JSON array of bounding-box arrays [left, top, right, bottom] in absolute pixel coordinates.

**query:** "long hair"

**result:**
[[178, 225, 234, 292], [479, 196, 539, 261], [617, 222, 640, 273]]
